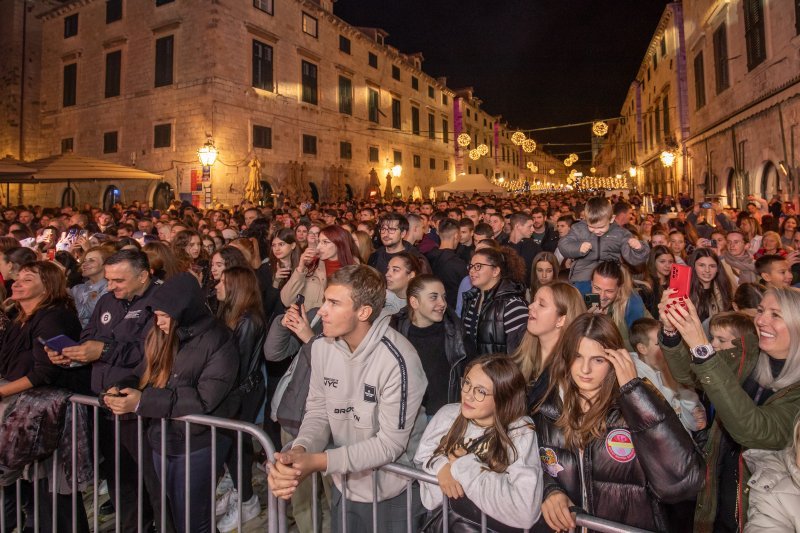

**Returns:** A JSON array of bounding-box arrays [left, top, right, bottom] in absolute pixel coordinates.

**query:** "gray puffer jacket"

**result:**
[[743, 447, 800, 533], [557, 221, 650, 282]]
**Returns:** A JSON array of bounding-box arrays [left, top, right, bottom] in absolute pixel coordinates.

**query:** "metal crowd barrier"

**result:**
[[0, 394, 651, 533]]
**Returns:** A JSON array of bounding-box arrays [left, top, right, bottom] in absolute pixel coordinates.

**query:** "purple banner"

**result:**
[[453, 97, 464, 175], [494, 122, 500, 167]]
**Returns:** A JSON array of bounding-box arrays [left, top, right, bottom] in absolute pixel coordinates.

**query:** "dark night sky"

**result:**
[[334, 0, 670, 160]]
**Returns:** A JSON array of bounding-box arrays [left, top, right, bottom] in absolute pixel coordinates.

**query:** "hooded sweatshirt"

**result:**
[[292, 313, 428, 503]]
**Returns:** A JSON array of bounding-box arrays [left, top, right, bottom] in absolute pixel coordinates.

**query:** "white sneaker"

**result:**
[[216, 471, 234, 496], [216, 488, 237, 517], [217, 494, 260, 532]]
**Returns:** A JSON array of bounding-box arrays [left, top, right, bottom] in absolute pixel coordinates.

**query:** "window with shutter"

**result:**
[[743, 0, 766, 70]]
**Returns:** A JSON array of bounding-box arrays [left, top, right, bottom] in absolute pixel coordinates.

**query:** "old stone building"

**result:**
[[683, 0, 800, 208], [593, 2, 691, 198], [3, 0, 467, 208]]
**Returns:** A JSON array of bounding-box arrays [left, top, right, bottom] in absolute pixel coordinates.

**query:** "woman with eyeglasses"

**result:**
[[415, 354, 542, 531], [461, 247, 528, 355]]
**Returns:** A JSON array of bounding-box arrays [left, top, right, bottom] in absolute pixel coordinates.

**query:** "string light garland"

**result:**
[[568, 153, 579, 162], [477, 144, 489, 156], [457, 134, 472, 148], [564, 158, 573, 167], [468, 149, 480, 160], [549, 169, 555, 175]]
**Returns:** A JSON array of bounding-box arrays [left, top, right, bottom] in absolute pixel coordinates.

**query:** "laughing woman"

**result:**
[[533, 313, 703, 532], [659, 287, 800, 531]]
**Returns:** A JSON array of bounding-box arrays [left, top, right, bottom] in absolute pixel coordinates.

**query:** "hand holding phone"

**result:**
[[583, 293, 600, 309], [669, 264, 692, 303]]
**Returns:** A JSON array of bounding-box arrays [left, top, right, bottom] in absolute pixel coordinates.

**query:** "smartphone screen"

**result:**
[[583, 293, 600, 309]]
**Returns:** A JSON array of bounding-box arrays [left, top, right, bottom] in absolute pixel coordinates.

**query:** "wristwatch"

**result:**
[[690, 344, 715, 360]]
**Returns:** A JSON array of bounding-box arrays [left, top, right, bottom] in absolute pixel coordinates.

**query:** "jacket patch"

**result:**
[[323, 377, 339, 388], [124, 310, 142, 319], [363, 384, 376, 403], [605, 429, 636, 463], [101, 311, 112, 324], [540, 447, 564, 477]]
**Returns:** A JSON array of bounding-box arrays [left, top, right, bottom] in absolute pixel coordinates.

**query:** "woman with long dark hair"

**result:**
[[529, 251, 560, 298], [280, 224, 355, 309], [642, 245, 674, 317], [415, 354, 542, 531], [688, 248, 734, 322], [269, 227, 299, 290], [143, 241, 182, 281], [461, 247, 528, 355], [533, 313, 703, 532], [104, 273, 239, 533], [214, 266, 267, 531]]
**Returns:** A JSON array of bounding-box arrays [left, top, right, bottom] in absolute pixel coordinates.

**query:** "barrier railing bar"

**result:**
[[159, 418, 166, 533], [237, 430, 243, 533], [211, 425, 217, 533], [137, 414, 143, 533], [311, 473, 319, 533], [51, 446, 58, 532], [184, 420, 191, 533], [114, 414, 120, 533], [371, 470, 378, 533], [71, 401, 77, 533], [15, 478, 22, 533]]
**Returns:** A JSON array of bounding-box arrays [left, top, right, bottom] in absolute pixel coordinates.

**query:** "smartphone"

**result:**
[[46, 249, 56, 261], [37, 334, 79, 353], [669, 264, 692, 300], [295, 294, 305, 307], [701, 202, 712, 209], [583, 293, 600, 309], [710, 239, 717, 248]]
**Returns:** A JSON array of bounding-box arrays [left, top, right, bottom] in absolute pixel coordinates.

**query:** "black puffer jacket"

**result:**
[[390, 306, 476, 403], [532, 378, 704, 532], [135, 273, 239, 454], [461, 278, 527, 354]]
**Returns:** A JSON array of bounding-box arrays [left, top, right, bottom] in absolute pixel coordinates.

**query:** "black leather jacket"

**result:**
[[390, 306, 476, 403], [461, 278, 526, 355], [231, 313, 266, 394], [532, 378, 705, 532]]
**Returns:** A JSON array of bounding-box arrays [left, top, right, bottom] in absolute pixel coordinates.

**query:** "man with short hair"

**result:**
[[613, 201, 632, 227], [368, 213, 430, 275], [268, 265, 428, 531], [507, 212, 541, 283], [530, 207, 558, 252], [47, 250, 168, 532], [488, 213, 508, 244], [405, 213, 425, 247], [463, 204, 481, 226], [456, 218, 475, 262], [473, 222, 494, 245], [425, 219, 468, 308], [243, 207, 261, 228]]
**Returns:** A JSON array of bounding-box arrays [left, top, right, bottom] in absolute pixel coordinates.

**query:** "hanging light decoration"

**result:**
[[522, 139, 537, 153], [457, 133, 472, 148], [511, 131, 526, 145], [568, 153, 579, 162], [526, 162, 534, 170], [548, 169, 555, 175], [531, 164, 539, 173], [660, 150, 676, 167], [477, 143, 489, 156], [468, 149, 480, 160], [564, 158, 573, 167], [590, 167, 596, 173], [592, 121, 609, 137]]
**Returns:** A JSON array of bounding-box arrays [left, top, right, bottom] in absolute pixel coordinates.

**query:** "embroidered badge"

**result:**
[[363, 384, 377, 403], [605, 429, 636, 463], [540, 447, 564, 477], [101, 311, 112, 325]]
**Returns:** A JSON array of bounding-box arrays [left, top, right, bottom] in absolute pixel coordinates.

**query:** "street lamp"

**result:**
[[660, 150, 676, 168], [391, 165, 402, 178], [198, 139, 218, 167], [629, 162, 637, 177]]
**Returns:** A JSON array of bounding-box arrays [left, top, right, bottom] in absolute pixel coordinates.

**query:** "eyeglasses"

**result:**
[[467, 262, 493, 272], [461, 378, 492, 402], [379, 226, 400, 234]]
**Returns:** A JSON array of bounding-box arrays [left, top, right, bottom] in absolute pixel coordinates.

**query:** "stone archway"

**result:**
[[760, 161, 779, 199]]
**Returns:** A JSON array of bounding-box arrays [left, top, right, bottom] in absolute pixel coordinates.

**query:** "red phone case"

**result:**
[[669, 264, 692, 300]]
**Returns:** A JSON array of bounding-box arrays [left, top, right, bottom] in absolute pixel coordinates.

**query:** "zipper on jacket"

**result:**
[[579, 447, 588, 533]]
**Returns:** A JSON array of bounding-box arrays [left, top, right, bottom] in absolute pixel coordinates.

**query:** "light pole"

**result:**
[[197, 138, 218, 207]]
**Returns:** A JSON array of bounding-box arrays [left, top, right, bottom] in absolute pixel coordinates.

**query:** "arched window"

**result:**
[[152, 182, 174, 211], [61, 187, 76, 208], [102, 185, 121, 211], [260, 180, 274, 207], [761, 162, 778, 199], [308, 182, 320, 203]]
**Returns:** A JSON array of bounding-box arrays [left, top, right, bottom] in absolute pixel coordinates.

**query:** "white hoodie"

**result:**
[[293, 314, 428, 503], [414, 403, 543, 529]]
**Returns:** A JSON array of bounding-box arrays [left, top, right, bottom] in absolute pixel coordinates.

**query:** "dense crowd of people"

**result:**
[[0, 190, 798, 532]]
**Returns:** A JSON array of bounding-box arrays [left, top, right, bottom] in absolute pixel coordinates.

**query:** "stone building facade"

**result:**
[[683, 0, 800, 208], [593, 2, 691, 198], [2, 0, 467, 208]]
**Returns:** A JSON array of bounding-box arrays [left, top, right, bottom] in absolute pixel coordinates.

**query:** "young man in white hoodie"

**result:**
[[267, 264, 428, 532]]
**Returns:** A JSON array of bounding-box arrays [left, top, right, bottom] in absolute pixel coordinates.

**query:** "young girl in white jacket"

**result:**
[[414, 354, 543, 531], [744, 416, 800, 532]]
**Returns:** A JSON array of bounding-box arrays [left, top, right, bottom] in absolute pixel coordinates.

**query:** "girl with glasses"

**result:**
[[415, 354, 542, 531]]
